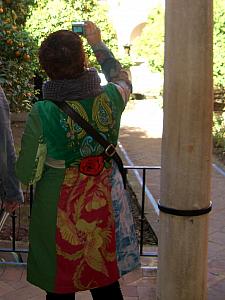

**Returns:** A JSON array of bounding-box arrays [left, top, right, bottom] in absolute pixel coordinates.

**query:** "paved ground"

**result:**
[[0, 258, 157, 300], [1, 99, 225, 299]]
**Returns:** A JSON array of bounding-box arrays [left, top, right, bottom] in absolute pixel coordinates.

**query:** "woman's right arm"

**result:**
[[85, 21, 132, 105]]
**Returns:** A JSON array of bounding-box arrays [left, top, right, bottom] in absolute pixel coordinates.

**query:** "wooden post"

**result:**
[[157, 1, 213, 299]]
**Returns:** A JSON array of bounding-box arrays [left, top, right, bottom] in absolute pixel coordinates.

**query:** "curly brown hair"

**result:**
[[39, 30, 85, 80]]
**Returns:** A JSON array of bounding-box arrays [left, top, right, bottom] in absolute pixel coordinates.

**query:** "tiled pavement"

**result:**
[[1, 99, 225, 299], [0, 257, 157, 300]]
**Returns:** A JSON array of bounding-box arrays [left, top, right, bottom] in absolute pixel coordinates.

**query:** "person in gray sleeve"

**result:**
[[0, 85, 23, 213]]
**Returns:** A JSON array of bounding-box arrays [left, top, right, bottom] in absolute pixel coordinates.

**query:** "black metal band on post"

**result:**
[[157, 201, 212, 216]]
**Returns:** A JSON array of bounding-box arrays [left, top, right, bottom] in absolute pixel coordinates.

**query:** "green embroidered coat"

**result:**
[[16, 83, 140, 293]]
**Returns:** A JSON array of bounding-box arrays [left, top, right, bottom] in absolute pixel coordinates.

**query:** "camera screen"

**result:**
[[74, 26, 83, 34], [72, 22, 84, 35]]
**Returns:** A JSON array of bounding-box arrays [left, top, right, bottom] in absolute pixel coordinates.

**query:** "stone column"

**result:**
[[157, 0, 213, 299]]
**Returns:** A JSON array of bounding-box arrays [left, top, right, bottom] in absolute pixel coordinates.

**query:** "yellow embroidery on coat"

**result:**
[[56, 246, 83, 261], [92, 94, 113, 132], [67, 101, 89, 139], [63, 168, 79, 186], [56, 169, 116, 290], [85, 198, 107, 212], [73, 261, 95, 291], [57, 208, 80, 245]]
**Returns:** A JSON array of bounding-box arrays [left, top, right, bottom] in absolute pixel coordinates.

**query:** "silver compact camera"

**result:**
[[72, 22, 85, 35]]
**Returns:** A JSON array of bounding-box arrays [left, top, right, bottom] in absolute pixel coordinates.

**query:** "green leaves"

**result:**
[[25, 0, 118, 69], [26, 0, 74, 45], [1, 0, 119, 112], [132, 0, 225, 89], [214, 0, 225, 88], [0, 0, 39, 112], [213, 112, 225, 150], [132, 5, 165, 73]]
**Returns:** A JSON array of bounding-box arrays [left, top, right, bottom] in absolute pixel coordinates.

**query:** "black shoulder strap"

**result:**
[[53, 101, 127, 188]]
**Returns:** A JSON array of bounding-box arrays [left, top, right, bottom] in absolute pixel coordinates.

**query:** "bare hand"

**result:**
[[84, 21, 101, 46]]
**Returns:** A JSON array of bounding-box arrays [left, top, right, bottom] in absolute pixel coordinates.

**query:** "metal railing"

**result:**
[[0, 165, 161, 265]]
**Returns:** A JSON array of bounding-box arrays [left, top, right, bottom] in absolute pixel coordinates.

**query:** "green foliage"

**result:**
[[26, 0, 118, 70], [26, 0, 74, 45], [132, 5, 164, 73], [1, 0, 118, 111], [132, 0, 225, 89], [213, 112, 225, 150], [117, 55, 134, 69], [0, 0, 35, 26], [0, 0, 38, 112], [213, 0, 225, 89]]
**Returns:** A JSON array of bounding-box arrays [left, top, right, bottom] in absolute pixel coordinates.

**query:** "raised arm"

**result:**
[[84, 21, 132, 105]]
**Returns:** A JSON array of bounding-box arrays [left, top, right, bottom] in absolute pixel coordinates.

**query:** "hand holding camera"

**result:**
[[72, 21, 101, 46]]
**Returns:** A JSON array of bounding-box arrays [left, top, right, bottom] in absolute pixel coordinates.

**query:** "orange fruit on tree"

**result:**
[[23, 53, 31, 61], [0, 7, 4, 13], [6, 39, 13, 46], [15, 51, 21, 57]]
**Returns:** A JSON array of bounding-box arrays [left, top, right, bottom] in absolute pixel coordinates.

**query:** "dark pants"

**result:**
[[46, 281, 124, 300]]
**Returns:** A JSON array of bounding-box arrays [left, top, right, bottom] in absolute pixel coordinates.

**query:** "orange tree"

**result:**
[[0, 0, 38, 112], [26, 0, 118, 71]]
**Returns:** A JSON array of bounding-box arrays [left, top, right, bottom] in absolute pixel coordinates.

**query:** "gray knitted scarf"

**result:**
[[42, 68, 103, 102]]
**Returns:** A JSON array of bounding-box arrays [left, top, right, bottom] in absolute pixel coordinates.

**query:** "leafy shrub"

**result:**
[[0, 0, 38, 112], [26, 0, 118, 71], [132, 0, 225, 89], [131, 5, 164, 73], [213, 112, 225, 150], [214, 0, 225, 89], [0, 0, 119, 112]]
